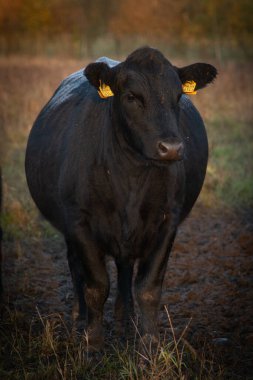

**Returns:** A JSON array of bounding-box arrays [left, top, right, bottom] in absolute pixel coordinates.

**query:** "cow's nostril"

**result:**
[[158, 142, 169, 154], [157, 140, 184, 161]]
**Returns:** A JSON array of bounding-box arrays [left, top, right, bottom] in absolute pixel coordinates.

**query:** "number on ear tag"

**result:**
[[182, 80, 197, 95], [98, 80, 114, 98]]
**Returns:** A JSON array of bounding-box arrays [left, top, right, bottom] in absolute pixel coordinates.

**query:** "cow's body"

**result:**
[[25, 48, 216, 349]]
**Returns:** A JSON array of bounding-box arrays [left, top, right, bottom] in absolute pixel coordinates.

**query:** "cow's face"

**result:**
[[85, 47, 217, 162]]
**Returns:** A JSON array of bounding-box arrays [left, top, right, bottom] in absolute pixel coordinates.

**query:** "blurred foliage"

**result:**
[[0, 0, 252, 58]]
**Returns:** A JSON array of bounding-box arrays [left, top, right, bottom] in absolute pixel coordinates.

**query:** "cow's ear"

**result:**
[[84, 62, 113, 90], [175, 63, 217, 91]]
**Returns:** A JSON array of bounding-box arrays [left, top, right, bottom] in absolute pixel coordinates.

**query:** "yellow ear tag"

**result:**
[[182, 80, 197, 95], [98, 80, 114, 98]]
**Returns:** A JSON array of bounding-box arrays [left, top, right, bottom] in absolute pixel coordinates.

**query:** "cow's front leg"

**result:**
[[114, 257, 134, 336], [135, 226, 177, 346], [66, 225, 109, 351]]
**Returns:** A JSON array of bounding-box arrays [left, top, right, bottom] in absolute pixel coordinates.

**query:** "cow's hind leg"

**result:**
[[66, 239, 86, 322], [66, 229, 109, 351], [114, 258, 134, 337]]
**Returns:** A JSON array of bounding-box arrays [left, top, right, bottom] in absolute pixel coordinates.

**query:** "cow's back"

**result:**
[[25, 58, 119, 232], [26, 67, 93, 231]]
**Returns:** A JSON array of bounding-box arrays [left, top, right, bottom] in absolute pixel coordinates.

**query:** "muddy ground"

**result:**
[[1, 200, 253, 379]]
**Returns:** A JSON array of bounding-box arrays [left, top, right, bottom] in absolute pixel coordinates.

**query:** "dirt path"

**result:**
[[2, 202, 253, 378]]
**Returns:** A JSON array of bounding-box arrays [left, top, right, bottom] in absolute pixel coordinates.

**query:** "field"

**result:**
[[0, 55, 253, 379]]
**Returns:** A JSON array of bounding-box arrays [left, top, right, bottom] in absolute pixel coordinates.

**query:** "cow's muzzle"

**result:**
[[157, 139, 184, 161]]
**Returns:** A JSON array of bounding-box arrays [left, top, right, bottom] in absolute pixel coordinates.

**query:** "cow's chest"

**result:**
[[84, 165, 182, 258]]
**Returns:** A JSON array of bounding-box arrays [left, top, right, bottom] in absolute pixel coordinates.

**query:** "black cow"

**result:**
[[25, 47, 217, 350]]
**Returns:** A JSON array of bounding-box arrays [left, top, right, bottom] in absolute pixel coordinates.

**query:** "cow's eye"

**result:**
[[127, 93, 136, 102], [126, 93, 145, 108]]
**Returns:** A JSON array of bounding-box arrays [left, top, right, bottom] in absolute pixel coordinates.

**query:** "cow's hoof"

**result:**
[[72, 318, 86, 337], [115, 316, 135, 339], [140, 333, 159, 354], [85, 326, 104, 352], [72, 300, 86, 322], [86, 350, 103, 361]]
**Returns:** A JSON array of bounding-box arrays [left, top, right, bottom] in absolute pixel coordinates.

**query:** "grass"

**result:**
[[205, 118, 253, 208], [0, 306, 223, 380], [192, 60, 253, 209], [0, 55, 252, 379]]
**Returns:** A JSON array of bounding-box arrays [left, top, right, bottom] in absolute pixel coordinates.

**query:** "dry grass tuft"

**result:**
[[0, 305, 223, 380]]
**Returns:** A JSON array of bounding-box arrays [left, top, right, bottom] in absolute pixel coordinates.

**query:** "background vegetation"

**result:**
[[0, 0, 252, 60]]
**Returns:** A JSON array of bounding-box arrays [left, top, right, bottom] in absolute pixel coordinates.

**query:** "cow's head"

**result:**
[[85, 47, 217, 163]]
